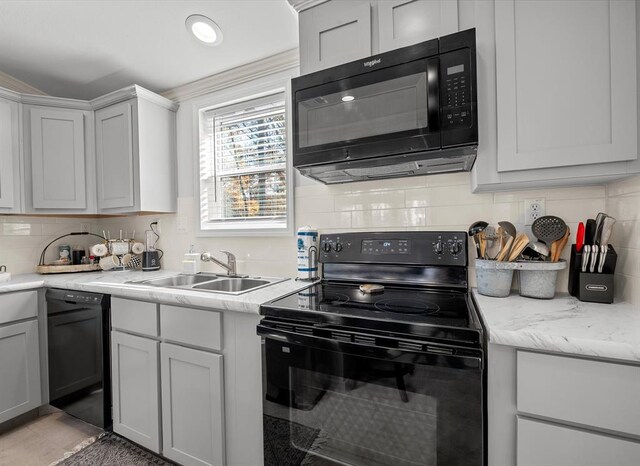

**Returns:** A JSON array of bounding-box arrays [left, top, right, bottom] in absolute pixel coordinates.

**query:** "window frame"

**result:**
[[194, 74, 294, 237]]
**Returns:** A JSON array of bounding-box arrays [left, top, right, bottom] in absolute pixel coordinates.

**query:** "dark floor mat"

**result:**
[[57, 432, 176, 466], [264, 415, 321, 466]]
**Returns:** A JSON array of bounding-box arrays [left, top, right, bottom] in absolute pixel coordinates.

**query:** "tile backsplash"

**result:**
[[0, 217, 100, 272], [606, 175, 640, 306], [2, 172, 637, 307]]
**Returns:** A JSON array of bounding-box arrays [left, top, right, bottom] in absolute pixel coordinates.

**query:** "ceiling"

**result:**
[[0, 0, 298, 100]]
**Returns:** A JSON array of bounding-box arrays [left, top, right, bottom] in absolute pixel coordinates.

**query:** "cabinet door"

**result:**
[[30, 108, 87, 209], [0, 320, 41, 424], [95, 101, 135, 210], [161, 343, 224, 466], [0, 97, 20, 211], [299, 1, 371, 74], [378, 0, 458, 53], [495, 0, 637, 172], [517, 417, 640, 466], [111, 331, 160, 453]]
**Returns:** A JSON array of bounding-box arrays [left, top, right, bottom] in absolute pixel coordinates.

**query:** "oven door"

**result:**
[[293, 57, 441, 168], [259, 323, 484, 466]]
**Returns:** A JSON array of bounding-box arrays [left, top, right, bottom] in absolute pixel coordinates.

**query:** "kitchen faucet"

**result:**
[[201, 251, 237, 276]]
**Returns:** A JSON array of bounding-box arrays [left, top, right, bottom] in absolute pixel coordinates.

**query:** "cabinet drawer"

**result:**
[[517, 417, 640, 466], [517, 351, 640, 436], [111, 298, 158, 337], [0, 290, 38, 325], [160, 305, 221, 351]]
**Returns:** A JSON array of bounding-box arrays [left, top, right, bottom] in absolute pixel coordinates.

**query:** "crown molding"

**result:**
[[20, 94, 93, 110], [287, 0, 329, 12], [161, 48, 300, 103], [0, 86, 21, 103], [91, 84, 179, 111], [0, 70, 47, 96]]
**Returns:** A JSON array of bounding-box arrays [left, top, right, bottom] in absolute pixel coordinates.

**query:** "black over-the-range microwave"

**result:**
[[292, 28, 478, 184]]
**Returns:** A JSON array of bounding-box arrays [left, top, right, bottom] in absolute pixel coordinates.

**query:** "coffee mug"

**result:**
[[99, 254, 121, 271]]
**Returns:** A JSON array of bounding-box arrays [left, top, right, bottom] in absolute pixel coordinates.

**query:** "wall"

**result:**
[[2, 168, 635, 304], [88, 172, 606, 291], [606, 175, 640, 306], [0, 216, 100, 272]]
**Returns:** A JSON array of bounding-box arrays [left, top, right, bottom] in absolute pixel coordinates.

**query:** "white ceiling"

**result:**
[[0, 0, 298, 100]]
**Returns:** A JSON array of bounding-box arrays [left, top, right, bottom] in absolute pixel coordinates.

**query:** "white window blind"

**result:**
[[199, 92, 288, 232]]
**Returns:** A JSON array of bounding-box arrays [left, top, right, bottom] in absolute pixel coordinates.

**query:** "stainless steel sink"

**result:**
[[193, 278, 271, 293], [126, 274, 286, 295], [136, 274, 219, 287]]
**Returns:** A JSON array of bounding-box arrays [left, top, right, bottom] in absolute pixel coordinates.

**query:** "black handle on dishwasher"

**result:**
[[257, 323, 482, 370]]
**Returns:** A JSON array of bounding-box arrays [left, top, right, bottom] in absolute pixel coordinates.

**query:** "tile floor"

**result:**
[[0, 411, 102, 466]]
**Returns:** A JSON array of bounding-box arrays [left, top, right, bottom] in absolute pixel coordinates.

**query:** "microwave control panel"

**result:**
[[441, 48, 472, 130]]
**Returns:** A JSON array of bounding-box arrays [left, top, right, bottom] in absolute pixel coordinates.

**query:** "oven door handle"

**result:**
[[257, 324, 482, 370]]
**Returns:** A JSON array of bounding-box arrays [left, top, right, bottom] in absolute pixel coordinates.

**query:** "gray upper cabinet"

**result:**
[[0, 93, 21, 213], [95, 101, 135, 210], [296, 0, 461, 75], [29, 107, 87, 209], [471, 0, 640, 192], [299, 1, 372, 74], [0, 84, 177, 215], [94, 87, 178, 214], [378, 0, 459, 53]]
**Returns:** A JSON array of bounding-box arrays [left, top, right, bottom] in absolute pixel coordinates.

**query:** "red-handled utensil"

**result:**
[[576, 222, 585, 252]]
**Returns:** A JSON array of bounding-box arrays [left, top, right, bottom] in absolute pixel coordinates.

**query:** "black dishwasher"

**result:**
[[46, 289, 111, 429]]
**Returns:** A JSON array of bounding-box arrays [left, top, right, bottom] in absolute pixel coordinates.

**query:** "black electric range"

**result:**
[[259, 231, 486, 466]]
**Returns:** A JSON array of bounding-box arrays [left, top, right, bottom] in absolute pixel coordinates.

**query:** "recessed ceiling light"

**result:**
[[186, 14, 223, 46], [341, 95, 355, 102]]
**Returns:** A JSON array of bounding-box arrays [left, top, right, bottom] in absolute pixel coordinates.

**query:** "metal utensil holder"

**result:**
[[568, 245, 617, 304]]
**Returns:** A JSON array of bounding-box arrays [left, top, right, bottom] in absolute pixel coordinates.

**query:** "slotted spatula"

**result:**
[[532, 216, 567, 249]]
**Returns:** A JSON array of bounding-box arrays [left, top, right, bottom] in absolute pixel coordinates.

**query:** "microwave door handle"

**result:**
[[427, 57, 440, 131]]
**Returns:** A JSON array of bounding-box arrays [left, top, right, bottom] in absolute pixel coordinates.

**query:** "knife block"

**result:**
[[568, 245, 617, 303]]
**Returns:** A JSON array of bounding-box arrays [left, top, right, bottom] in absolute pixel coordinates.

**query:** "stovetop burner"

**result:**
[[373, 298, 440, 315]]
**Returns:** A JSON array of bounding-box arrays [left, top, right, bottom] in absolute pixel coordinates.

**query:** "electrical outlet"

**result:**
[[524, 199, 546, 225]]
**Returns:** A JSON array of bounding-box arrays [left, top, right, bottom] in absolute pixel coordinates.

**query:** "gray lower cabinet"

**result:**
[[0, 290, 41, 425], [110, 299, 225, 465], [111, 330, 161, 452], [161, 342, 224, 466], [518, 417, 640, 466], [489, 344, 640, 465], [0, 320, 41, 424]]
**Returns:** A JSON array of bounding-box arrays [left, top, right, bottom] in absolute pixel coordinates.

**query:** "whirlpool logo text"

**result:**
[[364, 58, 382, 68]]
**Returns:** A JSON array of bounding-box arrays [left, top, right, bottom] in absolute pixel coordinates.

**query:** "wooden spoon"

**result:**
[[552, 226, 571, 262], [478, 231, 487, 259], [508, 232, 530, 261], [496, 236, 514, 261]]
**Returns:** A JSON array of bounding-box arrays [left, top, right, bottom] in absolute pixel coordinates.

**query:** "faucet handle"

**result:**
[[219, 250, 236, 262], [201, 252, 213, 262]]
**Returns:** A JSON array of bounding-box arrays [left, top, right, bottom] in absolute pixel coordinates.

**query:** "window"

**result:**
[[199, 90, 291, 234]]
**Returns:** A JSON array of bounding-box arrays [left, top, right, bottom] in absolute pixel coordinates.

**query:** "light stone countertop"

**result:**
[[4, 273, 639, 360], [473, 289, 640, 363], [0, 271, 316, 314]]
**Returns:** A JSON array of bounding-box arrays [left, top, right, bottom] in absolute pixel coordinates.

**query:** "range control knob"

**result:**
[[334, 242, 343, 252], [322, 242, 332, 252], [434, 240, 444, 254], [449, 241, 462, 255]]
